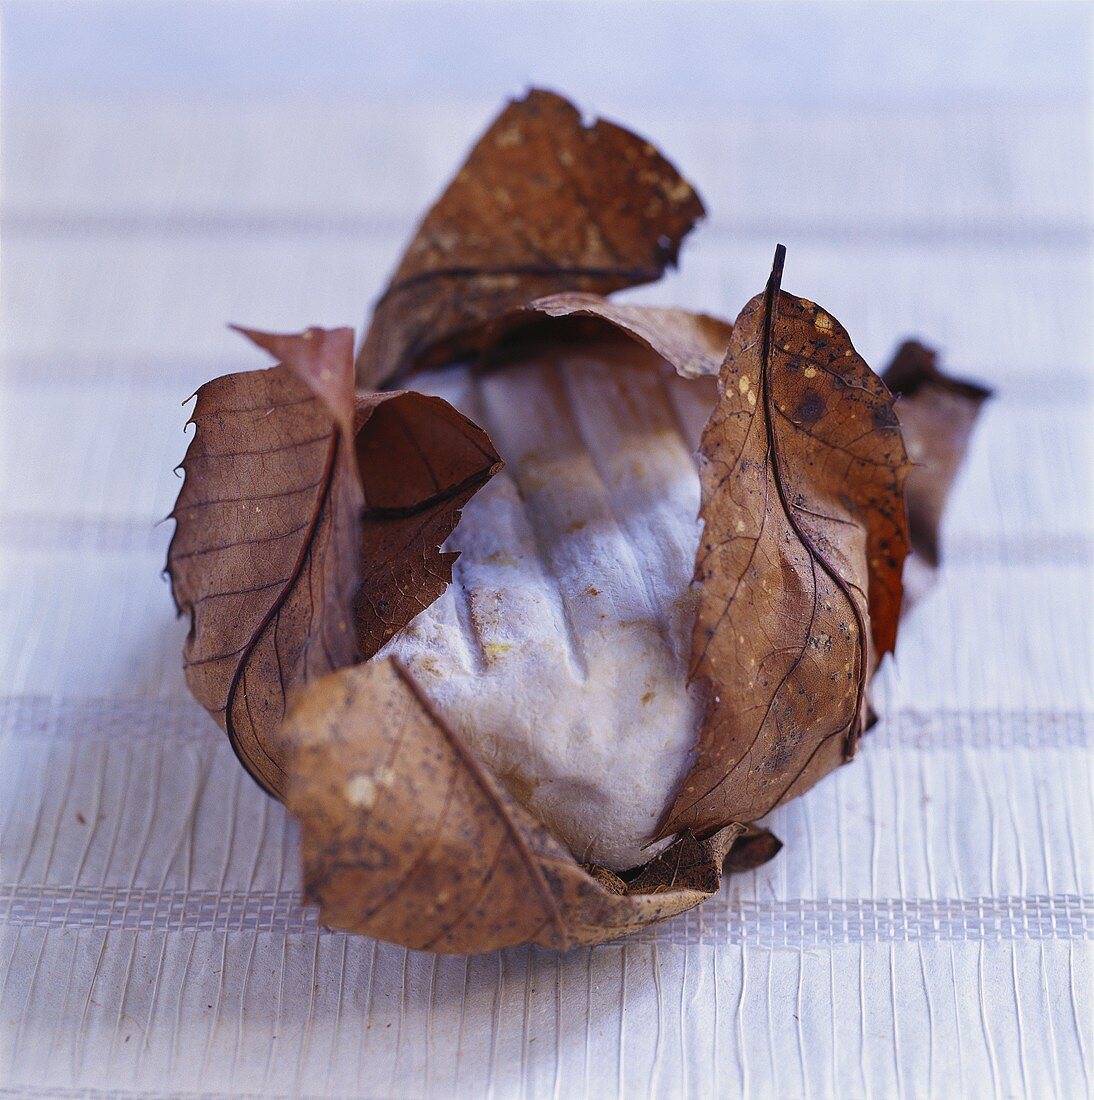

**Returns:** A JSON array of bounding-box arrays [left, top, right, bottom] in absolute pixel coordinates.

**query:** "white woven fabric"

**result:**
[[2, 3, 1091, 1096]]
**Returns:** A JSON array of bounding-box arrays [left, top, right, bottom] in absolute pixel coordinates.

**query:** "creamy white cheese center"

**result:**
[[380, 335, 713, 871]]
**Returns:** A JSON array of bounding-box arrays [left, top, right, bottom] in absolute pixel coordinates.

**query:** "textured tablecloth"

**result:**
[[2, 3, 1091, 1097]]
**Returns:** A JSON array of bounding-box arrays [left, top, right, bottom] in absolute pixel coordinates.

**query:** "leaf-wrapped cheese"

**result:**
[[167, 89, 990, 952], [376, 251, 911, 870], [377, 323, 720, 870]]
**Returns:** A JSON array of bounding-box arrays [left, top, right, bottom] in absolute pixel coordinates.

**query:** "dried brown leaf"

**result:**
[[356, 88, 705, 388], [167, 326, 364, 795], [657, 247, 912, 838], [353, 391, 502, 656], [883, 340, 992, 566], [723, 825, 784, 874], [284, 658, 744, 952], [167, 326, 500, 796], [529, 292, 732, 379]]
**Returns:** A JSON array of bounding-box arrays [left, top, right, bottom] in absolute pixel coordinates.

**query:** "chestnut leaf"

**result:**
[[168, 326, 501, 796], [285, 657, 743, 952], [357, 88, 705, 388], [658, 247, 912, 839]]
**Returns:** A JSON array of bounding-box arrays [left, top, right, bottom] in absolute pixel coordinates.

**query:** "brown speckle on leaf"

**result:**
[[794, 392, 826, 424]]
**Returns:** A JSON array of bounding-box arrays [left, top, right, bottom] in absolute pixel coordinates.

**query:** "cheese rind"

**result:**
[[380, 336, 712, 871]]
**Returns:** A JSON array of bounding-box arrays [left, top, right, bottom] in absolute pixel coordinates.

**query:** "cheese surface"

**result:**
[[380, 333, 715, 871]]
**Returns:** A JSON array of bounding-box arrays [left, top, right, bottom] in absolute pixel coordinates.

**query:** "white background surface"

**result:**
[[1, 2, 1092, 1097]]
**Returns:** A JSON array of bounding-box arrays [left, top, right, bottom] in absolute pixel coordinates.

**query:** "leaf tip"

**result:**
[[769, 243, 787, 293]]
